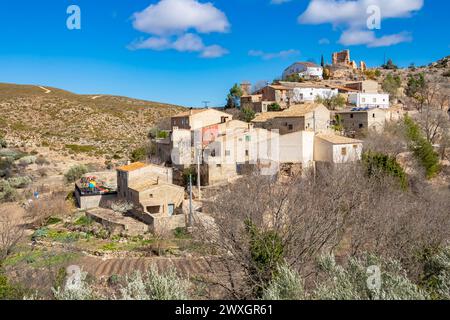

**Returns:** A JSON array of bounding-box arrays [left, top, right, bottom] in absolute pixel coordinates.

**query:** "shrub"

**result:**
[[404, 115, 441, 179], [443, 70, 450, 77], [314, 253, 428, 300], [0, 180, 19, 203], [130, 147, 147, 163], [363, 151, 408, 190], [267, 103, 281, 112], [120, 266, 189, 300], [7, 176, 32, 189], [0, 273, 27, 300], [64, 165, 88, 183], [421, 247, 450, 300], [240, 107, 256, 123], [0, 138, 6, 149], [262, 263, 306, 300]]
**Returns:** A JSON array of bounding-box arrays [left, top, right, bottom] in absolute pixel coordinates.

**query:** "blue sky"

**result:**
[[0, 0, 448, 107]]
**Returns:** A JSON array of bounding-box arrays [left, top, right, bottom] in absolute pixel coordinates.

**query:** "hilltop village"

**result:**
[[71, 49, 433, 233], [1, 50, 449, 300]]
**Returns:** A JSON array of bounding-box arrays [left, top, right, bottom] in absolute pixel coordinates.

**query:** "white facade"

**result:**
[[279, 131, 315, 168], [314, 135, 363, 164], [292, 87, 338, 103], [348, 93, 390, 109], [282, 62, 323, 80]]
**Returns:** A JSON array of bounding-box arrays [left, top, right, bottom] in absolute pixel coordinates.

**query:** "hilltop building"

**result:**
[[282, 62, 323, 80]]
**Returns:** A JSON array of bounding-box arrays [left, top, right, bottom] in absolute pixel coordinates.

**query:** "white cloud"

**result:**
[[173, 33, 205, 52], [249, 49, 300, 60], [271, 0, 292, 4], [201, 45, 229, 58], [130, 0, 230, 58], [338, 29, 412, 47], [130, 33, 228, 58], [318, 38, 330, 45], [299, 0, 423, 47], [132, 0, 230, 36], [128, 37, 172, 51]]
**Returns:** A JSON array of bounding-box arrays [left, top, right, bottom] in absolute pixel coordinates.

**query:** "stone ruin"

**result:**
[[332, 49, 366, 72]]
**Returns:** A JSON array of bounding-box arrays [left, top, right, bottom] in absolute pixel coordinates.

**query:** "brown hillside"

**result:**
[[0, 83, 186, 159]]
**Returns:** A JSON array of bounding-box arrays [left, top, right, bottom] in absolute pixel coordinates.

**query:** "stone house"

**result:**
[[252, 103, 331, 135], [116, 162, 185, 233], [335, 108, 387, 134], [171, 108, 232, 131], [314, 134, 363, 164], [344, 80, 379, 93], [253, 84, 292, 109]]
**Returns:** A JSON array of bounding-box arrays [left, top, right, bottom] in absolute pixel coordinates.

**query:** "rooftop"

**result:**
[[116, 162, 148, 172], [316, 134, 363, 145], [252, 103, 325, 122]]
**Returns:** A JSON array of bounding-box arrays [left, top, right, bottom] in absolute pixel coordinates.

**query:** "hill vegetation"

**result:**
[[0, 83, 185, 160]]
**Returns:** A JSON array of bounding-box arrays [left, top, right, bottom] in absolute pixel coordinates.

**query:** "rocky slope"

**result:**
[[0, 83, 185, 160]]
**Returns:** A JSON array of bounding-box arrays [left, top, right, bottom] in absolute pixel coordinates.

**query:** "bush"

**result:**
[[130, 147, 147, 163], [404, 116, 441, 179], [120, 266, 189, 300], [240, 107, 256, 123], [314, 254, 428, 300], [421, 247, 450, 300], [64, 165, 88, 183], [0, 180, 19, 203], [267, 103, 281, 112], [7, 176, 32, 189], [262, 263, 306, 300], [0, 273, 27, 300], [0, 138, 6, 149], [363, 151, 408, 190]]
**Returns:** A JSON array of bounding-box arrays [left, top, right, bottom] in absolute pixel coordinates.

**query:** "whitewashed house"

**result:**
[[314, 134, 363, 164], [348, 93, 390, 109], [292, 87, 338, 103], [282, 62, 323, 80]]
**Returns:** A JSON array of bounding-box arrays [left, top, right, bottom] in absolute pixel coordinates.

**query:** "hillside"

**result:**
[[0, 83, 186, 160]]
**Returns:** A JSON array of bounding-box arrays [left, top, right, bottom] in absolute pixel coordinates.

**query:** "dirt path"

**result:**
[[38, 86, 51, 94]]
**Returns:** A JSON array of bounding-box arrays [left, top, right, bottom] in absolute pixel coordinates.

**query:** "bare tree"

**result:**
[[26, 193, 70, 227], [0, 212, 24, 261]]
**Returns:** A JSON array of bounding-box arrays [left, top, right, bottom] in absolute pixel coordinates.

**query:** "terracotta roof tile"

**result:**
[[116, 162, 148, 172]]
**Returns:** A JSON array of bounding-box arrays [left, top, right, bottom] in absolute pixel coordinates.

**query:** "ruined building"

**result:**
[[331, 49, 366, 72]]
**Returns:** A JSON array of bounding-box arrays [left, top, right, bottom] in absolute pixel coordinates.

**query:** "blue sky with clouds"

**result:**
[[0, 0, 448, 107]]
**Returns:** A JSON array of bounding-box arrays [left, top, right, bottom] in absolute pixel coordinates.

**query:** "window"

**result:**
[[341, 147, 347, 156], [373, 98, 376, 103], [245, 135, 251, 142], [147, 206, 160, 214], [373, 113, 376, 118], [288, 124, 293, 130], [350, 114, 354, 118], [359, 124, 364, 129], [149, 194, 153, 198], [353, 144, 358, 149], [245, 150, 249, 156], [216, 164, 222, 168], [225, 150, 230, 156], [211, 149, 216, 157], [168, 204, 175, 216]]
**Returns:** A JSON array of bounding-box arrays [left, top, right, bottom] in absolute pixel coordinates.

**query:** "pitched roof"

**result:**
[[316, 134, 363, 145], [116, 162, 148, 172], [252, 103, 326, 122], [171, 109, 208, 118]]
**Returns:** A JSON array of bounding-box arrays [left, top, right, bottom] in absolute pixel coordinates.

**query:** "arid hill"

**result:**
[[0, 83, 186, 160]]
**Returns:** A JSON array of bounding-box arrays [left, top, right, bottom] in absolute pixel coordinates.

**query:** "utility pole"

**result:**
[[197, 149, 201, 200], [202, 101, 211, 108], [188, 174, 193, 227]]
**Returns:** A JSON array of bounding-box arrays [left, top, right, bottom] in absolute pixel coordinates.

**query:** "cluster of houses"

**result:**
[[75, 49, 405, 234]]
